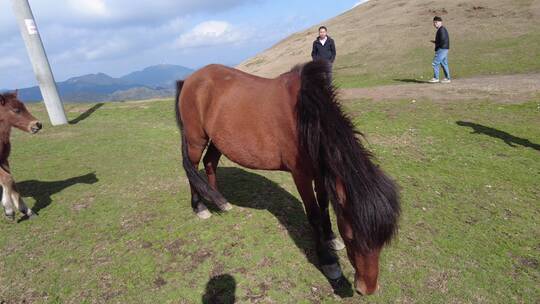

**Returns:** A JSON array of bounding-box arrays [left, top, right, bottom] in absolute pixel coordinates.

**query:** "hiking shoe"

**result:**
[[441, 78, 452, 84], [428, 78, 440, 83]]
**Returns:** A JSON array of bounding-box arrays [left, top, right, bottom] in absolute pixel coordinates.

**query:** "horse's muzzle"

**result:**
[[30, 122, 42, 134]]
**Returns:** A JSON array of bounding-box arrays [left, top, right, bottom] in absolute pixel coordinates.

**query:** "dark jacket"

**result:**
[[311, 36, 336, 63], [435, 26, 450, 51]]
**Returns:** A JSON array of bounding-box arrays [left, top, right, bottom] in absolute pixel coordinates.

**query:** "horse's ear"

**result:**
[[14, 89, 18, 97], [0, 95, 5, 106]]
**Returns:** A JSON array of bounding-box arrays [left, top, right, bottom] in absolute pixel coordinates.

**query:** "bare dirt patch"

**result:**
[[243, 282, 271, 303], [154, 276, 167, 288], [425, 271, 450, 293], [341, 73, 540, 103]]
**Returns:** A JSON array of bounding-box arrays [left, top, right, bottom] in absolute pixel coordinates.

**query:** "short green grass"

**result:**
[[335, 32, 540, 88], [0, 97, 538, 303]]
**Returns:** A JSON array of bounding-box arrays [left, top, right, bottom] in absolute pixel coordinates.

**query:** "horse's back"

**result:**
[[180, 65, 301, 171]]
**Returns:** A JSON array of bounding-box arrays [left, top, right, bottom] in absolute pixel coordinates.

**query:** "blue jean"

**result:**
[[432, 49, 450, 80]]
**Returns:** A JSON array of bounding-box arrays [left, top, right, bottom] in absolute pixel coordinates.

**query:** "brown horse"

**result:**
[[175, 61, 400, 295], [0, 91, 42, 220]]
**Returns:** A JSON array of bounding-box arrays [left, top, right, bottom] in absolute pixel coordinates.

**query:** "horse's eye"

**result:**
[[12, 108, 21, 114]]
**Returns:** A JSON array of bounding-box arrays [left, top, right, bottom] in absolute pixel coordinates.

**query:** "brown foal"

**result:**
[[175, 61, 400, 295], [0, 91, 42, 220]]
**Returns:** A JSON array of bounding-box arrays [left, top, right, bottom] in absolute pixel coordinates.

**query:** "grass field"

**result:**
[[0, 96, 539, 303], [335, 32, 540, 88]]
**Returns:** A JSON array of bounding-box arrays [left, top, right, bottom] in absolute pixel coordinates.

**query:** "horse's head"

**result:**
[[0, 91, 42, 134], [334, 174, 400, 296]]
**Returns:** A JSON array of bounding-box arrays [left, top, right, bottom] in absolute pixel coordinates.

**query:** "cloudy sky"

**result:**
[[0, 0, 366, 89]]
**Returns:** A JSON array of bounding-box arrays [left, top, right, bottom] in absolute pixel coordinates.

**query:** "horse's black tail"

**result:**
[[175, 80, 228, 206], [296, 60, 400, 252]]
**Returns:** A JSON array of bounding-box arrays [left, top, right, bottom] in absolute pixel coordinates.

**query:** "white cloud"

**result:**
[[67, 0, 109, 17], [174, 21, 249, 49], [66, 40, 132, 61]]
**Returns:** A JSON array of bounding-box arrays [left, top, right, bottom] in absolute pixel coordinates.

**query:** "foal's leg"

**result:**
[[202, 143, 231, 211], [186, 141, 212, 219], [10, 182, 33, 218], [315, 178, 344, 251], [292, 172, 342, 280], [0, 168, 33, 219], [1, 185, 15, 220]]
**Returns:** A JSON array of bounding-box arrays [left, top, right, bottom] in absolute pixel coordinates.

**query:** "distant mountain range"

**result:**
[[13, 64, 193, 103]]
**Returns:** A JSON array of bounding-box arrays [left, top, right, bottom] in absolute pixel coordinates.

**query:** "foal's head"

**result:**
[[0, 91, 42, 134]]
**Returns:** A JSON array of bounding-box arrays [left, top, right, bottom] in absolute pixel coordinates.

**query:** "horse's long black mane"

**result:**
[[296, 60, 400, 252]]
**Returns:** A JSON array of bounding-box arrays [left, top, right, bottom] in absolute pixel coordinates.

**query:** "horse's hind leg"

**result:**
[[186, 141, 212, 219], [203, 143, 231, 211]]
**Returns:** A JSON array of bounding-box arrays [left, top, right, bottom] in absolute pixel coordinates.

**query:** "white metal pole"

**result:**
[[11, 0, 68, 126]]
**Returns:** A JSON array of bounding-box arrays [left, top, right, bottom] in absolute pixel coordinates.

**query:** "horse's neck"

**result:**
[[0, 120, 11, 141], [0, 121, 12, 159]]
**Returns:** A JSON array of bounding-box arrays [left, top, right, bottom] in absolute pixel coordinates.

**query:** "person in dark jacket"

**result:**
[[311, 26, 336, 63], [429, 16, 451, 83], [311, 26, 336, 82]]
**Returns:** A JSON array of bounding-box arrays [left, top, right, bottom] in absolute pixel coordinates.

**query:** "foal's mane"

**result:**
[[0, 92, 16, 100], [296, 61, 400, 252]]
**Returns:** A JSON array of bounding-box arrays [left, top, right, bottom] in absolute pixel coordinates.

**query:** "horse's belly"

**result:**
[[212, 136, 286, 171]]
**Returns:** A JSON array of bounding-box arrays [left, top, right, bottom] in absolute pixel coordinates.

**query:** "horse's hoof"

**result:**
[[321, 263, 343, 280], [194, 203, 212, 219], [196, 209, 212, 219], [26, 210, 37, 220], [195, 203, 212, 219], [327, 238, 345, 251], [219, 202, 233, 212]]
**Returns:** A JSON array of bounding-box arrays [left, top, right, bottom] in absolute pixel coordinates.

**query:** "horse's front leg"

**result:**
[[292, 171, 342, 280], [1, 184, 15, 220], [315, 177, 345, 251], [0, 168, 33, 220]]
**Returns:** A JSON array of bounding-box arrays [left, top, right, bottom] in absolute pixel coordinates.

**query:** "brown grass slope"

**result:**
[[238, 0, 540, 87]]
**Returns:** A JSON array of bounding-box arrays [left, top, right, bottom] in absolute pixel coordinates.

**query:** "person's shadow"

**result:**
[[214, 167, 353, 298], [14, 172, 99, 221], [69, 103, 104, 124], [393, 78, 427, 84], [202, 274, 236, 304], [456, 121, 540, 151]]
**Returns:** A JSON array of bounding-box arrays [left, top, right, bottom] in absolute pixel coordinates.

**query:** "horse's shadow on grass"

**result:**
[[15, 172, 99, 221], [69, 103, 104, 124], [214, 167, 353, 298], [456, 121, 540, 151]]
